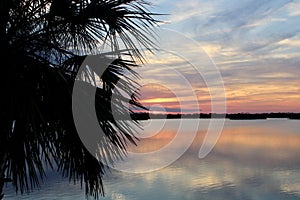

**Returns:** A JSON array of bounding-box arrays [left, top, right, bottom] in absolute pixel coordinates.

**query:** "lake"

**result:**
[[4, 119, 300, 200]]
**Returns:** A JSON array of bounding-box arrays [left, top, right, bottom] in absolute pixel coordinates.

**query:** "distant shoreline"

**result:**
[[130, 112, 300, 120]]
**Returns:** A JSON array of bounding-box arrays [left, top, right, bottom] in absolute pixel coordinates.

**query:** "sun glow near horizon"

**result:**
[[136, 0, 300, 114]]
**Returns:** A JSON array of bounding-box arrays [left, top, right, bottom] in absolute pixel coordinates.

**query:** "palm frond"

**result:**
[[0, 0, 160, 199]]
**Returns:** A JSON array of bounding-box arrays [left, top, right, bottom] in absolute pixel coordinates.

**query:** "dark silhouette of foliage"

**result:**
[[0, 0, 159, 199]]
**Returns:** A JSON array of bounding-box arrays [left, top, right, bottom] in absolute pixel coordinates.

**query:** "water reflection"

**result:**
[[4, 120, 300, 200], [103, 120, 300, 200]]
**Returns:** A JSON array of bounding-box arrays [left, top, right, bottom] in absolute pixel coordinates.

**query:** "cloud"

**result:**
[[278, 38, 300, 47], [144, 0, 300, 113], [257, 72, 296, 79], [167, 0, 219, 23], [286, 1, 300, 16]]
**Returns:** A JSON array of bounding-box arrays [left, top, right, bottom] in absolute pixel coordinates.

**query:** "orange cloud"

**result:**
[[140, 97, 178, 104]]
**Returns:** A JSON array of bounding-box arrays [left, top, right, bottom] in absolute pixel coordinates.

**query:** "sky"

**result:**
[[135, 0, 300, 114]]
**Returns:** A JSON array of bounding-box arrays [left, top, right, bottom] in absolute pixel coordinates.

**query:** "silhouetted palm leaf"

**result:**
[[0, 0, 159, 199]]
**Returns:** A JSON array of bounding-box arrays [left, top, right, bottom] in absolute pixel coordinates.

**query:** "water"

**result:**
[[4, 119, 300, 200]]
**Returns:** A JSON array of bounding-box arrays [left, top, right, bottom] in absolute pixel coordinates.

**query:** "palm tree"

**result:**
[[0, 0, 159, 199]]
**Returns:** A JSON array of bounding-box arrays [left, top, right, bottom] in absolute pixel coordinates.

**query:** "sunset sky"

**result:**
[[135, 0, 300, 114]]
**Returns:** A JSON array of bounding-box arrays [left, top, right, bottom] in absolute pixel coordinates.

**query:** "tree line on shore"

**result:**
[[130, 112, 300, 120]]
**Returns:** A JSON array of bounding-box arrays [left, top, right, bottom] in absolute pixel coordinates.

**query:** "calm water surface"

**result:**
[[4, 119, 300, 200]]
